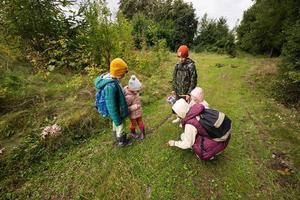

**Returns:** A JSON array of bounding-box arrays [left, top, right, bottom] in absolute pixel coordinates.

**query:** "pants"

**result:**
[[112, 122, 124, 138], [130, 117, 145, 132]]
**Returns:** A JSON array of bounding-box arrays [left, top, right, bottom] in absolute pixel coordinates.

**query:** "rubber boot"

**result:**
[[130, 129, 139, 139], [139, 128, 145, 140], [117, 134, 133, 147]]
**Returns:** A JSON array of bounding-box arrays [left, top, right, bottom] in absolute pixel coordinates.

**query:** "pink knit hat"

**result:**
[[190, 87, 204, 102]]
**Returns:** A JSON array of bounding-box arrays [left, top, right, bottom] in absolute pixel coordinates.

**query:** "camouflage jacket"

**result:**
[[172, 58, 197, 96]]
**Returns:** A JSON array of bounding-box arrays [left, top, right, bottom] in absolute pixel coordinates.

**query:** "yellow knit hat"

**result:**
[[110, 58, 128, 77]]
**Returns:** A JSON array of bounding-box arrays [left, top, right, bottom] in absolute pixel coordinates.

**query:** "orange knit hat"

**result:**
[[110, 58, 128, 77], [177, 45, 189, 58]]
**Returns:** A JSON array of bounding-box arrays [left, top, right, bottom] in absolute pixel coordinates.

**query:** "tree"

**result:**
[[119, 0, 198, 50], [169, 0, 198, 50], [237, 0, 287, 56], [119, 0, 158, 20], [277, 20, 300, 105], [1, 0, 72, 50], [194, 14, 236, 56], [83, 0, 133, 67]]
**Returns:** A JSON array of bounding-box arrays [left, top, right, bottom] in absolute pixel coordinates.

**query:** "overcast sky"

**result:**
[[106, 0, 254, 29]]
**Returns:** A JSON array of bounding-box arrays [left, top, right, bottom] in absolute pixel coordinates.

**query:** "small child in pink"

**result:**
[[189, 87, 209, 108], [124, 75, 145, 140]]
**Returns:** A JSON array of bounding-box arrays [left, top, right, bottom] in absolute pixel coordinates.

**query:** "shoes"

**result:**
[[116, 135, 133, 147], [140, 132, 145, 140], [172, 117, 180, 124], [130, 131, 139, 139]]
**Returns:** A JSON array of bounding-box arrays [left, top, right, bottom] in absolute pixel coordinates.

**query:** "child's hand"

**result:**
[[168, 140, 175, 146], [171, 91, 176, 96], [185, 95, 191, 102], [132, 104, 140, 110]]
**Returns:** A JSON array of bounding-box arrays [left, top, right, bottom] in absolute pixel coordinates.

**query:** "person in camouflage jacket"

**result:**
[[172, 45, 197, 101]]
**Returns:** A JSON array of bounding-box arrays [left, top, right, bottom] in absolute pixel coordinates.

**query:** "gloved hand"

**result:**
[[168, 140, 175, 146]]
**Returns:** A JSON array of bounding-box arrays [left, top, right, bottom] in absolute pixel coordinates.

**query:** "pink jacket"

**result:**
[[124, 86, 142, 119]]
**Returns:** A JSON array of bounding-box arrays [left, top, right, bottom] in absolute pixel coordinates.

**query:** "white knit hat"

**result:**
[[128, 75, 142, 91], [172, 99, 189, 119]]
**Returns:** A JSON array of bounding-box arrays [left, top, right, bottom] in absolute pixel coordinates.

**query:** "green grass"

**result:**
[[0, 50, 299, 199]]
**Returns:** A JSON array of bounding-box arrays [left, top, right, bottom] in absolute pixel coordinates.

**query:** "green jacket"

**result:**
[[94, 73, 129, 126], [172, 58, 197, 96]]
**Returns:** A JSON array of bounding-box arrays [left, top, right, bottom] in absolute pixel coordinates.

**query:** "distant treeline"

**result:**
[[0, 0, 299, 104]]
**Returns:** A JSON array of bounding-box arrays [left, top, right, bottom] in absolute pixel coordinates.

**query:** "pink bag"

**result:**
[[192, 134, 230, 160]]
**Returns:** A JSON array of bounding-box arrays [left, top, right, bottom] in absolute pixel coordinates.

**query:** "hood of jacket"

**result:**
[[182, 103, 205, 125], [94, 73, 116, 90]]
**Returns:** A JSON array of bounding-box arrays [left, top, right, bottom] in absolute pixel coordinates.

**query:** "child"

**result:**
[[94, 58, 132, 147], [171, 45, 197, 123], [189, 87, 209, 108], [124, 75, 145, 140]]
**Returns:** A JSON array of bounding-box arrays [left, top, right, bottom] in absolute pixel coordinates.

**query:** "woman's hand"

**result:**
[[168, 140, 175, 146]]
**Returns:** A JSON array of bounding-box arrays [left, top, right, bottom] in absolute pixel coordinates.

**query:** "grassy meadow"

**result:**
[[0, 47, 299, 199]]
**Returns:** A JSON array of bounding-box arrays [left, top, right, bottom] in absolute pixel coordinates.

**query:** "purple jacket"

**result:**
[[182, 104, 230, 160], [182, 104, 209, 137]]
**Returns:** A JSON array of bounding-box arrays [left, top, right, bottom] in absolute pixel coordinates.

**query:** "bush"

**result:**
[[274, 20, 300, 106]]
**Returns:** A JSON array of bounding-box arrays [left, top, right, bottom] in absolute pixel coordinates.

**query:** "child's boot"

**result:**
[[117, 134, 133, 147], [130, 129, 139, 139], [139, 128, 145, 140]]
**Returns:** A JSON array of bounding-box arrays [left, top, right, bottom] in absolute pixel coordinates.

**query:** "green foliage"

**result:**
[[274, 20, 300, 105], [26, 36, 93, 71], [237, 0, 299, 106], [85, 65, 106, 83], [131, 13, 159, 49], [194, 14, 236, 57], [83, 0, 134, 68], [1, 52, 300, 199], [236, 0, 299, 56], [0, 0, 73, 50], [119, 0, 198, 50]]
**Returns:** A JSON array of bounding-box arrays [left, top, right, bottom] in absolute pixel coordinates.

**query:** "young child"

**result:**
[[124, 75, 145, 140], [94, 58, 132, 147], [171, 45, 197, 123], [189, 87, 209, 108]]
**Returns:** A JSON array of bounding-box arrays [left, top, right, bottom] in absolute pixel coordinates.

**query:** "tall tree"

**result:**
[[1, 0, 72, 50], [194, 14, 236, 56], [119, 0, 197, 50], [83, 0, 133, 67], [237, 0, 287, 56]]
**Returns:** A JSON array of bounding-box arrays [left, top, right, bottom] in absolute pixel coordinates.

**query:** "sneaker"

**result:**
[[172, 117, 180, 124]]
